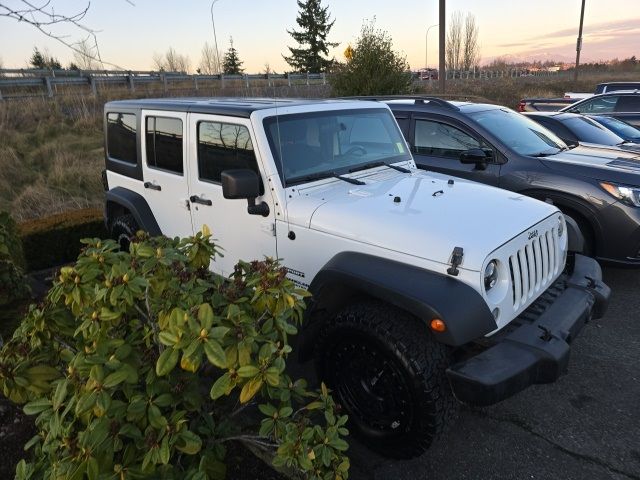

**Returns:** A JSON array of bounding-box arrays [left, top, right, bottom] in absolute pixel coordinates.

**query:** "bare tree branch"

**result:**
[[0, 1, 132, 69]]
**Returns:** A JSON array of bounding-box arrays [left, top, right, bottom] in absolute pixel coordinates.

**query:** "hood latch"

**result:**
[[447, 247, 464, 276]]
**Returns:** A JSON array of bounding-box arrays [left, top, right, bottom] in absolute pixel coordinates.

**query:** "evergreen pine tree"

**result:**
[[30, 48, 46, 69], [284, 0, 338, 73], [222, 38, 244, 75]]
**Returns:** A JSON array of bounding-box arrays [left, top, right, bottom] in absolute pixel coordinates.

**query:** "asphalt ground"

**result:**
[[348, 266, 640, 480]]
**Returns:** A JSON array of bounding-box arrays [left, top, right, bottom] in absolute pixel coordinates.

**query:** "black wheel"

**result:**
[[316, 301, 457, 459], [110, 214, 139, 252]]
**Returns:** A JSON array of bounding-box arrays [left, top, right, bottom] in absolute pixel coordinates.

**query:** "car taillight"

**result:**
[[517, 100, 526, 112]]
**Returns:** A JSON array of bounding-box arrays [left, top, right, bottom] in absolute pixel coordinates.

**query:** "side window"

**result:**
[[576, 96, 618, 114], [615, 95, 640, 112], [146, 117, 183, 174], [197, 121, 261, 185], [107, 112, 137, 164], [414, 119, 482, 159]]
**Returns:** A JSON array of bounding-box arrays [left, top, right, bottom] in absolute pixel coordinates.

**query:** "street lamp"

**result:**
[[425, 23, 439, 69], [210, 0, 222, 74]]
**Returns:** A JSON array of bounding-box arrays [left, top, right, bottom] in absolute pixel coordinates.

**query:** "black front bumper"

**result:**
[[446, 254, 610, 406]]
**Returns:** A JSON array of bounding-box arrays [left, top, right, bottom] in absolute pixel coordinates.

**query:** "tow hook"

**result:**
[[447, 247, 464, 276]]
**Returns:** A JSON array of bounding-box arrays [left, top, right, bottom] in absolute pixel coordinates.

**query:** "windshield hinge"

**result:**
[[447, 247, 464, 276]]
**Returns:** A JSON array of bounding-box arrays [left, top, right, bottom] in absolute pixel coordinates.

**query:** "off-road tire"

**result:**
[[110, 214, 139, 252], [316, 301, 458, 459]]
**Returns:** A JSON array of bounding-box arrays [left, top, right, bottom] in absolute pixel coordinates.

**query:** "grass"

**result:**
[[0, 69, 637, 221]]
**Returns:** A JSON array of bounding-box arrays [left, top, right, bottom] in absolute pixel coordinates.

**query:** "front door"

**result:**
[[141, 110, 193, 237], [410, 116, 501, 186], [187, 113, 277, 276]]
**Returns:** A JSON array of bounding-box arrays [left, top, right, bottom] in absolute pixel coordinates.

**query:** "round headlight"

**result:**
[[557, 216, 565, 237], [484, 260, 499, 291]]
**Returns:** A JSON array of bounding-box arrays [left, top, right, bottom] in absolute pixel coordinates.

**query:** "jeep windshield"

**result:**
[[264, 108, 411, 186], [469, 108, 568, 157]]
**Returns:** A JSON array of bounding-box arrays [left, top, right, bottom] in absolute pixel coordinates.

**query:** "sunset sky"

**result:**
[[0, 0, 638, 71]]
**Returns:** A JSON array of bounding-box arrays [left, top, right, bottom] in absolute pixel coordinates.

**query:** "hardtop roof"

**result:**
[[104, 97, 361, 118]]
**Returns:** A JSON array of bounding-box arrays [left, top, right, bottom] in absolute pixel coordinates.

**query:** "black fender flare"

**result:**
[[520, 189, 600, 252], [297, 252, 497, 360], [105, 187, 162, 236]]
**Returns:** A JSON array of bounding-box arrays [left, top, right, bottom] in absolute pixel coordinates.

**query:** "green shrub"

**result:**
[[330, 19, 413, 96], [19, 208, 107, 271], [0, 212, 29, 308], [0, 228, 350, 480]]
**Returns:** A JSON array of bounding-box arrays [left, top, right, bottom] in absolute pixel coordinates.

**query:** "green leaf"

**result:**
[[148, 404, 167, 429], [86, 457, 99, 480], [239, 378, 263, 403], [159, 331, 179, 346], [154, 393, 173, 408], [329, 438, 349, 451], [203, 340, 227, 368], [258, 403, 277, 417], [210, 373, 232, 400], [159, 436, 170, 464], [237, 365, 260, 378], [209, 326, 229, 339], [75, 391, 97, 416], [198, 303, 214, 325], [103, 368, 129, 388], [176, 430, 202, 455], [52, 379, 69, 410], [156, 348, 180, 376], [23, 399, 52, 416]]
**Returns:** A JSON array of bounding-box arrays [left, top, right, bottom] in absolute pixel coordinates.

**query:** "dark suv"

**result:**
[[523, 111, 640, 154], [382, 97, 640, 266], [560, 91, 640, 127]]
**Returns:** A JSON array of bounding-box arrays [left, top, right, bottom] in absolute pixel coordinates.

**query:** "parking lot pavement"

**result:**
[[349, 267, 640, 480]]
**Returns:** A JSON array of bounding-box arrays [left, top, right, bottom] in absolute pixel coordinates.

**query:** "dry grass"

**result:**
[[0, 70, 636, 221]]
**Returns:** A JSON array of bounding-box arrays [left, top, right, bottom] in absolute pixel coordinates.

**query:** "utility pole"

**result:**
[[439, 0, 446, 93], [574, 0, 586, 82]]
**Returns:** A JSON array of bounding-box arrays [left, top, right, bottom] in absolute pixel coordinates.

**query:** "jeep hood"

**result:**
[[541, 145, 640, 184], [286, 170, 559, 272]]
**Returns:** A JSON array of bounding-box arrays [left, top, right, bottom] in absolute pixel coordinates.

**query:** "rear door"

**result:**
[[187, 113, 277, 276], [408, 115, 501, 185], [141, 110, 193, 237]]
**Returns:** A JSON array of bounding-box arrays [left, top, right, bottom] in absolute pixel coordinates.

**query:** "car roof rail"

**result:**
[[342, 95, 460, 111]]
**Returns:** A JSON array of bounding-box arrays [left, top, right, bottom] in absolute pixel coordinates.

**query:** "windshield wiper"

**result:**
[[349, 161, 411, 174], [291, 171, 365, 185], [531, 148, 564, 157]]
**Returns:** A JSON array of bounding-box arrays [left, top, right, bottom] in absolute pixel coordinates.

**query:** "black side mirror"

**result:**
[[460, 148, 488, 170], [221, 169, 270, 217]]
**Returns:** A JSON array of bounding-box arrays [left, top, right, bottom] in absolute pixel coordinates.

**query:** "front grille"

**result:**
[[508, 227, 560, 310]]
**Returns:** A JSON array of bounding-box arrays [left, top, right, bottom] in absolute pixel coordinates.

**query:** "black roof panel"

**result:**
[[104, 97, 352, 118]]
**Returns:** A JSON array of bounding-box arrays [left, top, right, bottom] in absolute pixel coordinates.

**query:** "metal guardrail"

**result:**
[[0, 68, 563, 100], [0, 69, 328, 100]]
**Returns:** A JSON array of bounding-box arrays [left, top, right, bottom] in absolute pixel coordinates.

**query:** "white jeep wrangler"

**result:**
[[102, 98, 609, 459]]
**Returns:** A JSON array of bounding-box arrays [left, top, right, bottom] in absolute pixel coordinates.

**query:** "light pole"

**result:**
[[574, 0, 586, 82], [425, 23, 439, 69], [439, 0, 445, 93], [210, 0, 222, 74]]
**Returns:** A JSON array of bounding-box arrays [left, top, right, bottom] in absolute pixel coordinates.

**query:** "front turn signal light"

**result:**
[[430, 319, 446, 333]]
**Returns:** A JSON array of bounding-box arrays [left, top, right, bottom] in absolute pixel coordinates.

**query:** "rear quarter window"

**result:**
[[106, 113, 137, 164]]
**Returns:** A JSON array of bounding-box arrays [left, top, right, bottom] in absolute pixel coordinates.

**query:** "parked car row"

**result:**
[[102, 95, 614, 460]]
